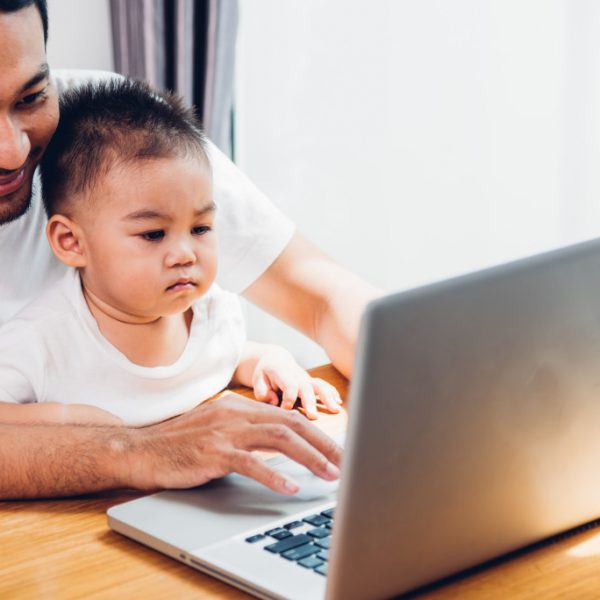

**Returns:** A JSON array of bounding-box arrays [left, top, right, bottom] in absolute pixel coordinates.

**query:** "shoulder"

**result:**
[[207, 141, 296, 292], [190, 285, 245, 340], [0, 305, 48, 371], [4, 269, 80, 331], [188, 286, 246, 358], [196, 283, 243, 317], [0, 279, 77, 401]]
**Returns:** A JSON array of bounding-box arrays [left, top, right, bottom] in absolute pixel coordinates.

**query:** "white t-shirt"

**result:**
[[0, 69, 296, 326], [0, 268, 246, 427]]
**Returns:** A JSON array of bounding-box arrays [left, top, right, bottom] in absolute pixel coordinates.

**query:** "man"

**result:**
[[0, 0, 380, 499]]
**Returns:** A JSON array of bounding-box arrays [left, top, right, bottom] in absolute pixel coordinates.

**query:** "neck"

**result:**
[[83, 285, 160, 325], [81, 283, 193, 367]]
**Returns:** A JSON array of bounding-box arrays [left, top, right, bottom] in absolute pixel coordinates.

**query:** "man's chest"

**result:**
[[0, 204, 67, 325]]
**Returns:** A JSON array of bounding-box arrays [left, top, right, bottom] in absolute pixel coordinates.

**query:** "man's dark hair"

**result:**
[[40, 78, 208, 216], [0, 0, 48, 43]]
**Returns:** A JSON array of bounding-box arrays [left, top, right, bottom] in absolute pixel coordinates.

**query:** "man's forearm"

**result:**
[[244, 233, 383, 378], [0, 401, 124, 426], [0, 394, 344, 500], [0, 423, 132, 499], [312, 268, 382, 377]]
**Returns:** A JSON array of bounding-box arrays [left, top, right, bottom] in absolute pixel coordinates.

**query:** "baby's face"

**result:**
[[74, 154, 217, 321]]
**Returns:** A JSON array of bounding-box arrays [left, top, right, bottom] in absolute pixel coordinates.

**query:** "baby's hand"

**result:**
[[252, 348, 342, 420]]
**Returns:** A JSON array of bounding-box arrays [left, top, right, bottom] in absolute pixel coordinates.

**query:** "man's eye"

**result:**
[[17, 90, 47, 107], [141, 230, 165, 241], [192, 226, 211, 236]]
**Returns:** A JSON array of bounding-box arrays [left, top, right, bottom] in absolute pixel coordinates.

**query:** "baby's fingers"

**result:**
[[298, 382, 318, 420], [254, 374, 281, 405], [280, 381, 300, 412], [313, 378, 342, 413]]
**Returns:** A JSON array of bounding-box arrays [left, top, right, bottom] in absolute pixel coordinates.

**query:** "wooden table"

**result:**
[[2, 364, 600, 599]]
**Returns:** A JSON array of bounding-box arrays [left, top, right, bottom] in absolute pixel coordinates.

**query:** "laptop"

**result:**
[[108, 236, 600, 599]]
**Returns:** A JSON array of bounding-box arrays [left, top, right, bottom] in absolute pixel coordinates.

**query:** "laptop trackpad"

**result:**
[[108, 449, 341, 551], [229, 456, 340, 503], [177, 455, 339, 515]]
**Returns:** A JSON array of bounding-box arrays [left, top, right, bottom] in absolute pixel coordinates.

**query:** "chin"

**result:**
[[165, 298, 197, 316], [0, 184, 33, 226]]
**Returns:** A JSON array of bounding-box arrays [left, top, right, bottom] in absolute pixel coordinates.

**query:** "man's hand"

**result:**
[[251, 347, 342, 420], [128, 393, 343, 495], [0, 393, 342, 499]]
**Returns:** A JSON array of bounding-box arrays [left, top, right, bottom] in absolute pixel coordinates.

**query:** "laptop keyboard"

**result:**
[[245, 507, 335, 576]]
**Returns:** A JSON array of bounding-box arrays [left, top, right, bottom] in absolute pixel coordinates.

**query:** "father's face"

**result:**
[[0, 5, 59, 225]]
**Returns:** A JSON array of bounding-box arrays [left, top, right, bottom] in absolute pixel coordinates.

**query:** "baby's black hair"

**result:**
[[40, 78, 208, 216]]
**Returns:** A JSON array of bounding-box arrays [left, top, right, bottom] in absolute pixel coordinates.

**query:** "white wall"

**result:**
[[46, 0, 113, 71], [40, 0, 600, 370], [235, 0, 600, 367]]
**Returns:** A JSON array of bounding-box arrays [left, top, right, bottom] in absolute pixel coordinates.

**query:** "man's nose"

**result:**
[[165, 239, 197, 267], [0, 114, 30, 172]]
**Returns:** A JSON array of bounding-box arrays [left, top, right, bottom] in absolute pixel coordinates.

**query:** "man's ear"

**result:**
[[46, 215, 87, 268]]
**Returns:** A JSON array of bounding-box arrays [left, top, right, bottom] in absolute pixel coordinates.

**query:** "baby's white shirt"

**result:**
[[0, 268, 246, 427]]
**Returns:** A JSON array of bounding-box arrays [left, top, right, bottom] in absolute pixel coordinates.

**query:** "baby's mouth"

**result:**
[[166, 279, 198, 292]]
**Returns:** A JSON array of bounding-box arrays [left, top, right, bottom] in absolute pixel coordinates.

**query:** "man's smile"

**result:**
[[0, 166, 26, 198]]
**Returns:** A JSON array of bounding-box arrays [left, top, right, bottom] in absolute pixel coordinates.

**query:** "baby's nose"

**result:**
[[165, 240, 197, 267]]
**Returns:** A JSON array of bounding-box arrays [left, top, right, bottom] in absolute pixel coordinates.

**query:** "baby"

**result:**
[[0, 79, 341, 427]]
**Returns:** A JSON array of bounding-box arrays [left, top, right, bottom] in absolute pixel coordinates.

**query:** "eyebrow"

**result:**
[[18, 64, 50, 95], [122, 203, 217, 221]]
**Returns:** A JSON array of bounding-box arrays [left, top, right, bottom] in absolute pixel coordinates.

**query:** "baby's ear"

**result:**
[[46, 214, 87, 268]]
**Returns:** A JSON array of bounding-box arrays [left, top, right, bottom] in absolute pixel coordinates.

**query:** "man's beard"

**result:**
[[0, 177, 34, 227], [0, 148, 43, 227]]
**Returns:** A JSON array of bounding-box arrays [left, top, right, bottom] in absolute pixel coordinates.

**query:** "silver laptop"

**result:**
[[108, 236, 600, 599]]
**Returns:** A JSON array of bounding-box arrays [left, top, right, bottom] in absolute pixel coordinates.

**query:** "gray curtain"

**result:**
[[110, 0, 238, 158]]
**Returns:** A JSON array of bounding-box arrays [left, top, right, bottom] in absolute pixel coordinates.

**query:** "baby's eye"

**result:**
[[192, 225, 211, 236], [141, 230, 165, 241]]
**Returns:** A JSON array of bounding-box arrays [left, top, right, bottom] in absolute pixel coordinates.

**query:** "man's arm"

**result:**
[[0, 400, 123, 425], [0, 393, 342, 499], [243, 232, 383, 378]]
